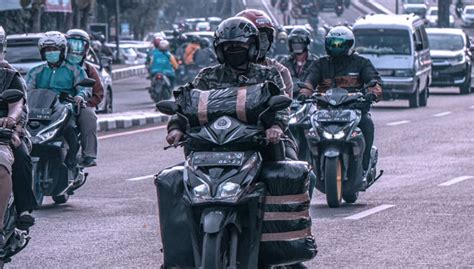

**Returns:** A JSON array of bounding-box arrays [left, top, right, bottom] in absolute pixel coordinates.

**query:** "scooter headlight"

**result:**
[[193, 184, 210, 198], [289, 117, 297, 124], [333, 130, 345, 140], [217, 182, 240, 198], [322, 131, 333, 139]]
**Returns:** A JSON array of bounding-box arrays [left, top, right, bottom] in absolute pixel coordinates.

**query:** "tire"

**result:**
[[105, 87, 113, 113], [460, 75, 471, 95], [151, 84, 163, 103], [419, 87, 428, 107], [408, 89, 420, 108], [201, 229, 228, 269], [32, 162, 45, 207], [52, 194, 69, 204], [343, 192, 358, 204], [325, 157, 343, 208]]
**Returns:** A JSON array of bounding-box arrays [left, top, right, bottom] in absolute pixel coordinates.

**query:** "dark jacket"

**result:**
[[280, 52, 318, 87], [168, 63, 289, 132], [305, 53, 383, 101], [84, 62, 104, 108]]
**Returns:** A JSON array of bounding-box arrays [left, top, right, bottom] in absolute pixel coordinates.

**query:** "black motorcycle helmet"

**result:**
[[213, 17, 260, 65], [288, 27, 311, 54]]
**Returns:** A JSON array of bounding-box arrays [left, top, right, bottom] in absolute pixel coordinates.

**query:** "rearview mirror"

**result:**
[[1, 89, 24, 103], [156, 100, 178, 115], [101, 56, 112, 68], [268, 95, 292, 111], [75, 78, 96, 88]]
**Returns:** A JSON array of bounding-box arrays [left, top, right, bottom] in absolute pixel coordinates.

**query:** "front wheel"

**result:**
[[32, 161, 45, 208], [201, 229, 229, 269], [325, 157, 343, 208], [460, 74, 471, 94]]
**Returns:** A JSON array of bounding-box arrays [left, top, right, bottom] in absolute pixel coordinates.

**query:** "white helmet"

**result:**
[[325, 26, 355, 57], [159, 40, 170, 51], [38, 31, 68, 61]]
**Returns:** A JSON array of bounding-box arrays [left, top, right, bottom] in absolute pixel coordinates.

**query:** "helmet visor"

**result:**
[[68, 38, 86, 54], [326, 37, 353, 56]]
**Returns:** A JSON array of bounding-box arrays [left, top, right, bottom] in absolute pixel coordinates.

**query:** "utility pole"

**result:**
[[438, 0, 451, 27], [395, 0, 399, 14], [115, 0, 120, 62]]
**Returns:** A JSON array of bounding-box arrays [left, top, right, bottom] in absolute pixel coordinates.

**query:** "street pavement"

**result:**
[[7, 86, 473, 268], [5, 1, 474, 268]]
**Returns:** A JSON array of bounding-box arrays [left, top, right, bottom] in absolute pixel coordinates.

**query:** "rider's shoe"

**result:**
[[80, 157, 97, 167], [16, 212, 35, 231], [286, 263, 308, 269]]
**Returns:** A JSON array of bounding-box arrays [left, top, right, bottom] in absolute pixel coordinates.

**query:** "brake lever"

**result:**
[[163, 140, 185, 150]]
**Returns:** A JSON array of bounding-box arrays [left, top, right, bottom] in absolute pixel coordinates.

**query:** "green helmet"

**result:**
[[325, 26, 355, 57]]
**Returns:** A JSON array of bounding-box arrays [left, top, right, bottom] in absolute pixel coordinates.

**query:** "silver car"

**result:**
[[462, 5, 474, 27]]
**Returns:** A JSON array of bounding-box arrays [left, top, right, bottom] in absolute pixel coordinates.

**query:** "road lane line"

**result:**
[[344, 204, 395, 220], [433, 111, 452, 117], [386, 120, 410, 126], [127, 174, 155, 181], [98, 125, 166, 140], [438, 176, 473, 187]]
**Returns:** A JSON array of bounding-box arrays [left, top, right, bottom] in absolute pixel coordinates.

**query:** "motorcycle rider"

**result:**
[[0, 26, 36, 231], [166, 17, 288, 154], [193, 38, 216, 69], [301, 26, 382, 178], [236, 9, 294, 98], [146, 37, 178, 89], [235, 9, 298, 161], [66, 29, 102, 167], [0, 31, 26, 255], [280, 27, 318, 97], [26, 31, 91, 169]]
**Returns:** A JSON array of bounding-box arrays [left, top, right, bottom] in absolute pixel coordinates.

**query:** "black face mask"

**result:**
[[291, 42, 306, 54], [224, 47, 249, 70]]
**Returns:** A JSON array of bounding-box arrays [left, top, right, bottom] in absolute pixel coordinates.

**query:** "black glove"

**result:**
[[365, 92, 377, 103]]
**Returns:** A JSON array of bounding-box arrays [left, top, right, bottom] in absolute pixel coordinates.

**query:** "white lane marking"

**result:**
[[344, 204, 395, 220], [261, 0, 279, 25], [438, 176, 473, 187], [127, 174, 154, 181], [98, 125, 166, 140], [386, 120, 410, 126], [433, 111, 452, 117]]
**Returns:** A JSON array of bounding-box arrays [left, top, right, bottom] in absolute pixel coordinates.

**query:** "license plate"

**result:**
[[315, 111, 351, 123], [29, 108, 52, 120], [191, 152, 244, 166]]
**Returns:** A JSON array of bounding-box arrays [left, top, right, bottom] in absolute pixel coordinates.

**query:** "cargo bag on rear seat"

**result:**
[[155, 166, 195, 268], [259, 161, 318, 266]]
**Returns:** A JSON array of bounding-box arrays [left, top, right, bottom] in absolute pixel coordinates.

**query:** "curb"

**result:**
[[97, 111, 169, 132], [111, 65, 147, 81]]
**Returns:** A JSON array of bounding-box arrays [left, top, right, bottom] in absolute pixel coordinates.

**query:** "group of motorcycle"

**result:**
[[1, 78, 95, 266]]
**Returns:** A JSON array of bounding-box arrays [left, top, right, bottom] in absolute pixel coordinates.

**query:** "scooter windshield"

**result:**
[[28, 89, 58, 109]]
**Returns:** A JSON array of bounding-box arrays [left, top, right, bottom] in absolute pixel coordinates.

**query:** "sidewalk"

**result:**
[[111, 64, 147, 81], [97, 109, 169, 132]]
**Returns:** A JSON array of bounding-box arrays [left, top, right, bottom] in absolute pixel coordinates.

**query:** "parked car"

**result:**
[[353, 14, 432, 108], [403, 4, 428, 19], [426, 7, 455, 27], [426, 28, 473, 94], [7, 33, 114, 113], [195, 22, 211, 31], [105, 43, 146, 65], [461, 5, 474, 27]]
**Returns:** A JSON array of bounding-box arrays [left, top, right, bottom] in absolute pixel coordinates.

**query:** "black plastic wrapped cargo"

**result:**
[[259, 161, 318, 266], [155, 166, 195, 268]]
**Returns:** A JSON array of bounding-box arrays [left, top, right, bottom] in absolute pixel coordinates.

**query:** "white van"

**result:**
[[353, 14, 432, 108]]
